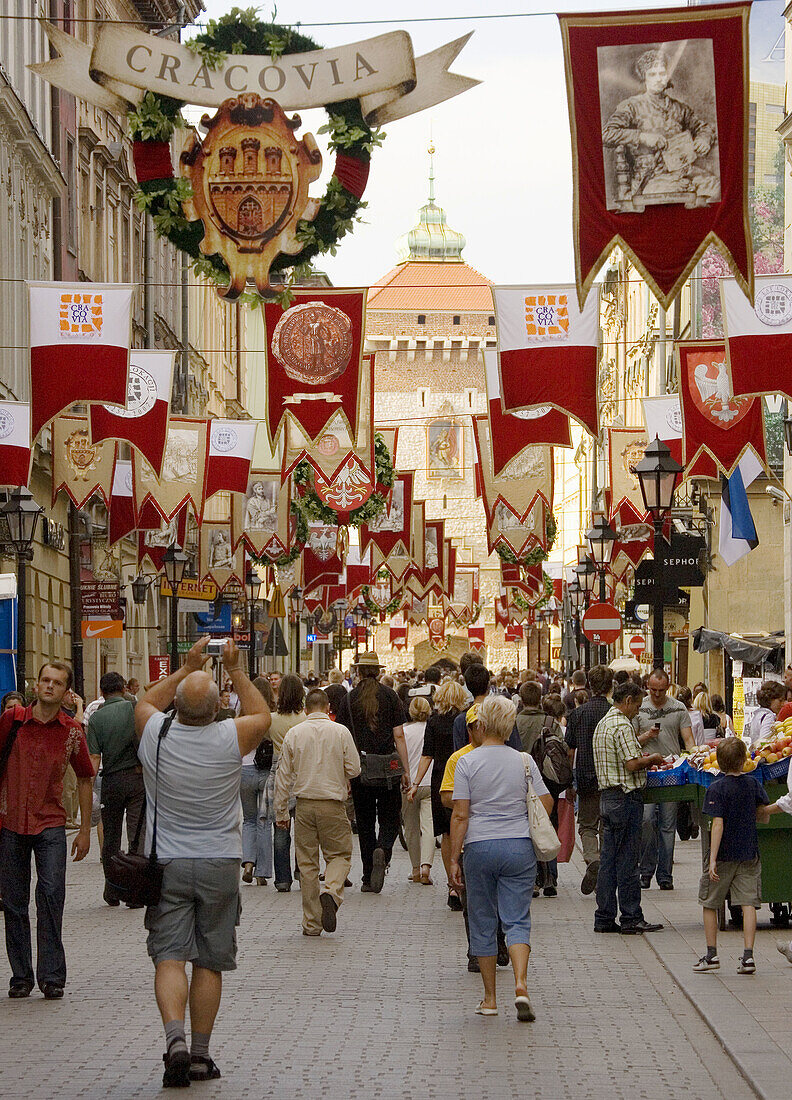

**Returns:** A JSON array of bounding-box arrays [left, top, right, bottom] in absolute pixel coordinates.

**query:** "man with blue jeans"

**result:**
[[592, 682, 665, 935], [637, 670, 694, 890], [0, 662, 94, 999]]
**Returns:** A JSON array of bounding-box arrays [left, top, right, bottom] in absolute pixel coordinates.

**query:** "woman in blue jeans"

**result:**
[[240, 678, 275, 884], [450, 695, 553, 1022]]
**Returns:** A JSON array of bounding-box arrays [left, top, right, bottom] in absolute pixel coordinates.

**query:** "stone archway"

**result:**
[[412, 634, 468, 671]]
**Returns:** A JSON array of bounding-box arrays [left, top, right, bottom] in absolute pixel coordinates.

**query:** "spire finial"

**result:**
[[428, 138, 435, 204]]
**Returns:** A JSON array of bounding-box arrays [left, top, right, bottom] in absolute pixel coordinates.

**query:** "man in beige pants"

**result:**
[[274, 689, 361, 936]]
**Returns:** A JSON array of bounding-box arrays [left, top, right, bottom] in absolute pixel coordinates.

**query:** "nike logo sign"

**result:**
[[84, 624, 116, 637]]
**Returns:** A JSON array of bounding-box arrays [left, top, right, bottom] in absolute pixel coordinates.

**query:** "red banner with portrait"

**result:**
[[559, 3, 752, 310]]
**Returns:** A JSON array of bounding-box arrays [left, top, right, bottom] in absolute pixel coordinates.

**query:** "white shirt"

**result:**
[[403, 721, 432, 787], [273, 714, 360, 820], [776, 768, 792, 816], [750, 707, 776, 744], [84, 696, 104, 722], [688, 709, 706, 746]]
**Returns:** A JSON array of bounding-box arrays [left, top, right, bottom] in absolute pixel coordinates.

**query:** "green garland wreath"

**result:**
[[292, 433, 395, 528], [128, 8, 385, 303], [495, 512, 557, 567], [510, 572, 555, 612], [360, 571, 404, 618], [249, 498, 309, 569]]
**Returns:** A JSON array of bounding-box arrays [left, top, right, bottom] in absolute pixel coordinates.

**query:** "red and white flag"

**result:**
[[468, 624, 486, 652], [28, 282, 133, 441], [89, 350, 174, 477], [108, 458, 136, 545], [494, 285, 599, 436], [204, 419, 258, 502], [723, 275, 792, 399], [484, 350, 571, 475], [0, 402, 32, 487], [641, 395, 683, 467]]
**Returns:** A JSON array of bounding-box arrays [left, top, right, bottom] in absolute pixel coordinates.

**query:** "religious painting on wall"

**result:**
[[426, 417, 464, 480]]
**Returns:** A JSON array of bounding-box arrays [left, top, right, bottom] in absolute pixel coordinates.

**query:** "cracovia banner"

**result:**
[[32, 23, 479, 123]]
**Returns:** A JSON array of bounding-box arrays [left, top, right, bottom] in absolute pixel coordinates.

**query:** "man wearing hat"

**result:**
[[335, 653, 410, 892]]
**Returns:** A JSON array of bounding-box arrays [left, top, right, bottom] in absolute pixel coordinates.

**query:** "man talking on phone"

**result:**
[[637, 669, 694, 890]]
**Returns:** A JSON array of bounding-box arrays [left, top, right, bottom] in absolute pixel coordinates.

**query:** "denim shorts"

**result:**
[[145, 858, 241, 971], [463, 837, 537, 956]]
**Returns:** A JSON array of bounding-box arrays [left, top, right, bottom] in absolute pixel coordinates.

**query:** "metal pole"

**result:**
[[67, 502, 84, 698], [248, 600, 255, 678], [574, 612, 581, 673], [582, 592, 591, 672], [652, 517, 665, 670], [169, 593, 179, 671], [16, 554, 26, 693], [598, 569, 608, 666]]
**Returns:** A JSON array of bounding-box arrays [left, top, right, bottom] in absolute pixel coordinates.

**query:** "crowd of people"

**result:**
[[0, 649, 791, 1088]]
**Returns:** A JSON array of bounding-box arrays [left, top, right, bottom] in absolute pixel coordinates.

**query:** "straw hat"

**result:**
[[355, 651, 383, 669]]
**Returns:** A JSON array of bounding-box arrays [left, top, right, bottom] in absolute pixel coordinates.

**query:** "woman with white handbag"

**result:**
[[449, 695, 555, 1023]]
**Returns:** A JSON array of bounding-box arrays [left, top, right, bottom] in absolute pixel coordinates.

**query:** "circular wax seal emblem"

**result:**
[[212, 424, 238, 452], [104, 362, 158, 418], [755, 283, 792, 327], [512, 405, 552, 420], [316, 432, 340, 457], [271, 301, 353, 385], [0, 408, 15, 439]]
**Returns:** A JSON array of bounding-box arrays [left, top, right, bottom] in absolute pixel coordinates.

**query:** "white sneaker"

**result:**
[[737, 955, 756, 974], [692, 955, 720, 972], [777, 942, 792, 964]]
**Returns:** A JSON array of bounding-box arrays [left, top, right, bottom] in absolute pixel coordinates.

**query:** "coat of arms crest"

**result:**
[[65, 429, 101, 481], [180, 94, 322, 299]]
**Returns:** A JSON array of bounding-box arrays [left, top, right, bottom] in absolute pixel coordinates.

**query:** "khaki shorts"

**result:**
[[145, 858, 241, 971], [698, 857, 762, 909]]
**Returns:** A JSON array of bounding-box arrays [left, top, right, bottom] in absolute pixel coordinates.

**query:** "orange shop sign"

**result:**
[[81, 619, 123, 639]]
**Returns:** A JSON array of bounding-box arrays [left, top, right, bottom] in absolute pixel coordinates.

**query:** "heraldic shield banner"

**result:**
[[558, 3, 752, 310]]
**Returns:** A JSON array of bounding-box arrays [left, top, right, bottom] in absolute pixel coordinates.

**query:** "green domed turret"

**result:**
[[395, 144, 466, 263]]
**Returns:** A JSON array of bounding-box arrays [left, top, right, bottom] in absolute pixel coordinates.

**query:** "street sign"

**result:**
[[661, 532, 706, 587], [81, 619, 123, 639], [148, 655, 170, 681], [582, 601, 622, 644], [262, 618, 288, 657], [629, 635, 646, 657], [160, 578, 218, 601], [82, 581, 119, 617]]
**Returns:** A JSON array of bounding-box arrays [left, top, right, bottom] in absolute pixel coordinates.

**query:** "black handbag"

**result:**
[[358, 749, 404, 788], [106, 714, 174, 907], [253, 736, 273, 771]]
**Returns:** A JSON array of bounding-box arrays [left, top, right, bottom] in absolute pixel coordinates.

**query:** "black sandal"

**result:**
[[162, 1044, 191, 1088], [189, 1055, 221, 1081]]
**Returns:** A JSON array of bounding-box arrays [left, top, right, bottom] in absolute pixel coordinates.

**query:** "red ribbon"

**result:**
[[133, 140, 174, 183], [333, 153, 370, 200]]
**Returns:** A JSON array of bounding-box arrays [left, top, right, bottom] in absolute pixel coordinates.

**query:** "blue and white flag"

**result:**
[[718, 450, 763, 566]]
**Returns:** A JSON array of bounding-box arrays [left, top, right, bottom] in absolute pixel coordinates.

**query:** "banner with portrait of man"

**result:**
[[559, 3, 752, 310], [232, 471, 295, 561], [134, 416, 208, 522], [199, 520, 245, 590]]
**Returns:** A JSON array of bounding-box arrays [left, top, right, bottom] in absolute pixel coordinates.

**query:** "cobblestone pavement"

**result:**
[[0, 833, 779, 1100]]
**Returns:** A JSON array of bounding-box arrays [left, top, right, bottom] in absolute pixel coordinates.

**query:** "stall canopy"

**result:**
[[692, 627, 785, 672]]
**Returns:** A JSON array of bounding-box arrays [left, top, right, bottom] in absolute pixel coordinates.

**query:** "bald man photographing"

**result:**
[[134, 636, 271, 1088]]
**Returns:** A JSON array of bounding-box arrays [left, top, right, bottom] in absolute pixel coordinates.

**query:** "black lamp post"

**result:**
[[162, 543, 189, 671], [333, 599, 347, 671], [0, 488, 43, 692], [245, 567, 262, 678], [289, 586, 303, 675], [634, 437, 683, 670], [586, 515, 617, 664], [574, 558, 595, 671], [568, 578, 584, 671]]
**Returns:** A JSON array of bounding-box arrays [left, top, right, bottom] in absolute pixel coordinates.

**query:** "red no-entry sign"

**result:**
[[629, 634, 647, 657], [582, 602, 622, 644]]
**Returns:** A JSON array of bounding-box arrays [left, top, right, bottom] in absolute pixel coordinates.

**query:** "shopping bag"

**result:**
[[556, 794, 576, 864]]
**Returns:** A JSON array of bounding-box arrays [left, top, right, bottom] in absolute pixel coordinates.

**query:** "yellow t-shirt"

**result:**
[[440, 744, 474, 793]]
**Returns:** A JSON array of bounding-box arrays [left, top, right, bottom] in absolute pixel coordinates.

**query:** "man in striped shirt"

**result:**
[[592, 682, 665, 935]]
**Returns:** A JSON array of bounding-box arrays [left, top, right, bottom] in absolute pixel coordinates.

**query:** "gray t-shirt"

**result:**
[[139, 712, 242, 859], [636, 698, 691, 758], [453, 745, 548, 844]]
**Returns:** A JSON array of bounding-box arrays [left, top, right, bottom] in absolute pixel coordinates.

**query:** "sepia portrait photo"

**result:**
[[243, 478, 278, 532], [367, 480, 405, 533], [208, 528, 235, 571], [598, 39, 720, 213], [161, 427, 200, 483]]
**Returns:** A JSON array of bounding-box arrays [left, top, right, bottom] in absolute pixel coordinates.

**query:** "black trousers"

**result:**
[[350, 779, 401, 884], [100, 768, 146, 902]]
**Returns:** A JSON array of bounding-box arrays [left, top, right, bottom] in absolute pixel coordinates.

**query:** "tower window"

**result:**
[[417, 314, 426, 324], [453, 315, 460, 325], [488, 315, 495, 325]]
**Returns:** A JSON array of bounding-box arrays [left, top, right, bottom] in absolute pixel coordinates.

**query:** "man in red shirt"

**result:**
[[0, 661, 94, 1000]]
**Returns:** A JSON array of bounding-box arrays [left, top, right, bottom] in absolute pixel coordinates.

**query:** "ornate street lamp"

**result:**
[[289, 586, 303, 675], [131, 574, 153, 606], [567, 578, 585, 672], [573, 560, 595, 671], [0, 488, 44, 691], [586, 515, 617, 663], [635, 437, 683, 669], [162, 543, 189, 670], [245, 566, 262, 678]]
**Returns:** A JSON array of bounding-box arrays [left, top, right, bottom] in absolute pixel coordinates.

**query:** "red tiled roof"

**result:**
[[367, 261, 493, 312]]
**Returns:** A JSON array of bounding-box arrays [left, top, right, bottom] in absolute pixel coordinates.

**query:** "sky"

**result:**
[[196, 0, 786, 288]]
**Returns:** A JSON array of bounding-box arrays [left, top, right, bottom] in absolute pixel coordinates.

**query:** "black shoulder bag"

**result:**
[[350, 696, 404, 789], [106, 713, 174, 907]]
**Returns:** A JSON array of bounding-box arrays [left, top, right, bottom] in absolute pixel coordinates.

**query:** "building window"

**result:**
[[453, 315, 460, 325], [488, 315, 495, 325], [66, 136, 77, 254], [417, 314, 426, 324]]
